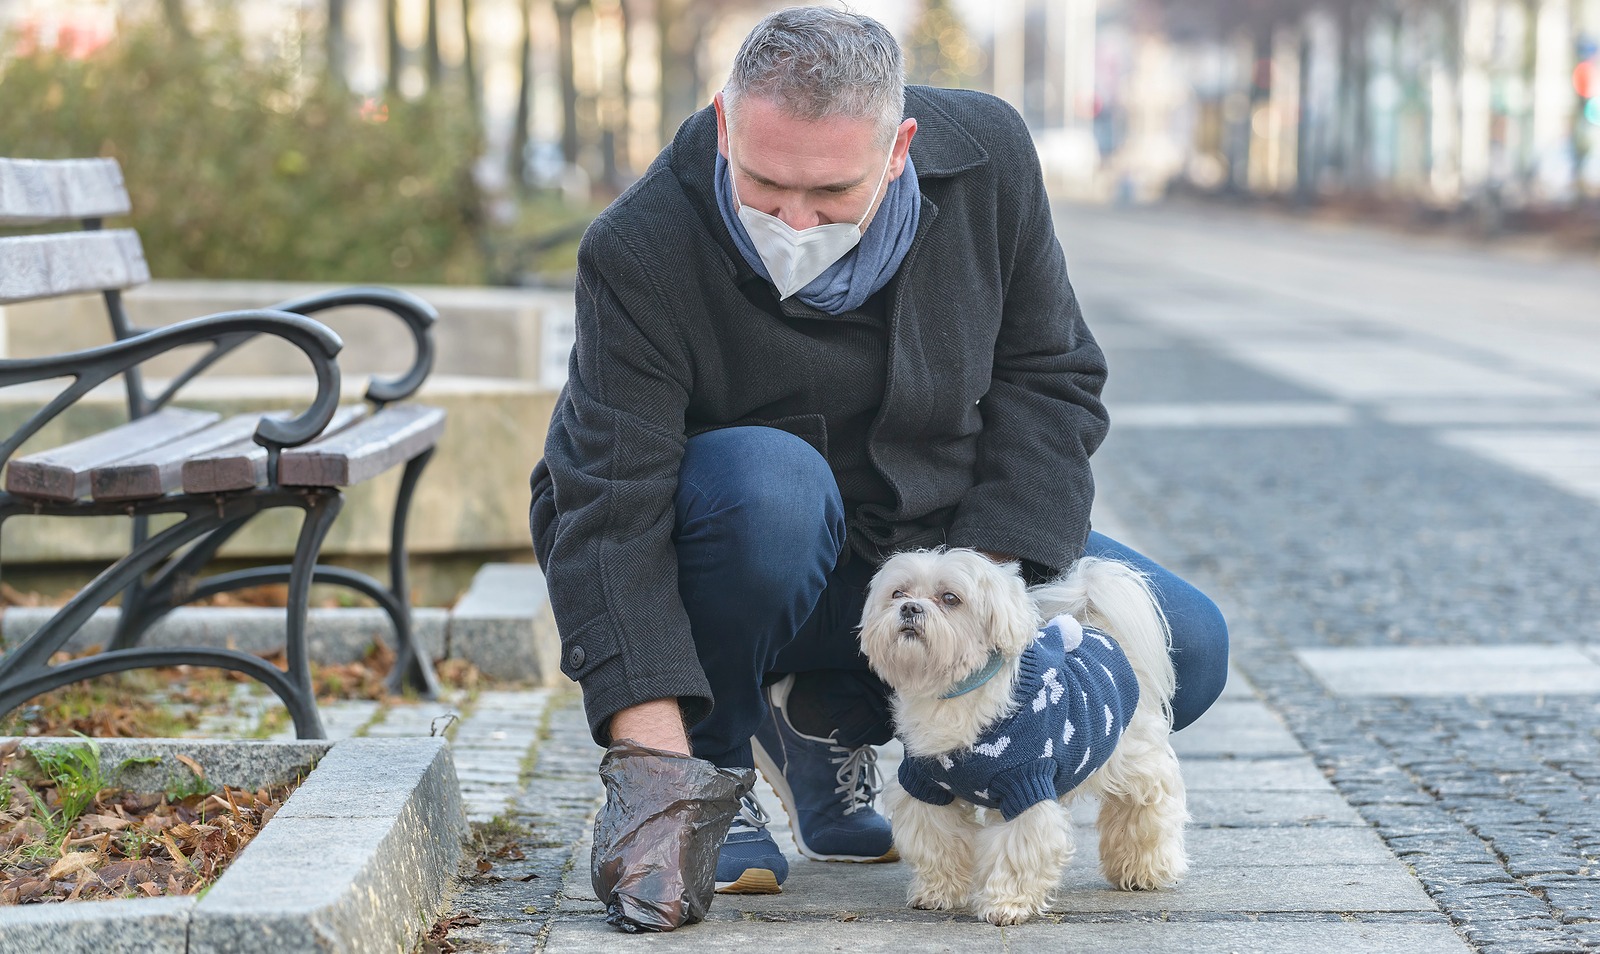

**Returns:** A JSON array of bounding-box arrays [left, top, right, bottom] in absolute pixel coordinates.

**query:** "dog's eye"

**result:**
[[941, 592, 962, 606], [892, 589, 906, 600]]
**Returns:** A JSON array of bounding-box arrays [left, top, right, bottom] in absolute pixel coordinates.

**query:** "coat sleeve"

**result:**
[[539, 216, 712, 744], [946, 101, 1109, 573]]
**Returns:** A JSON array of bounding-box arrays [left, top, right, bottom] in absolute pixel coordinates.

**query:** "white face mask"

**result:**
[[729, 138, 895, 300]]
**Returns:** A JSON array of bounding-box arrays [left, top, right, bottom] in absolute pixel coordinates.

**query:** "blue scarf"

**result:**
[[714, 149, 921, 315]]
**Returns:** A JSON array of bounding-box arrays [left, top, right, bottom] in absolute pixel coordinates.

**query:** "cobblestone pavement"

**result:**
[[1069, 203, 1600, 953]]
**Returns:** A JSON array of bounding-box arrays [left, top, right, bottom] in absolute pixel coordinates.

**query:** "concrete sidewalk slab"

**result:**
[[544, 919, 1469, 954], [1180, 755, 1331, 791], [1171, 701, 1306, 758], [1296, 644, 1600, 696], [548, 671, 1450, 947]]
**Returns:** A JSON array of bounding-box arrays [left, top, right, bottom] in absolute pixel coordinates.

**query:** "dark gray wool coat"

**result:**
[[529, 87, 1110, 742]]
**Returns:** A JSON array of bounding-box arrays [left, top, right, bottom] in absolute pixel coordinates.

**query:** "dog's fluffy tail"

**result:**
[[1030, 557, 1177, 726]]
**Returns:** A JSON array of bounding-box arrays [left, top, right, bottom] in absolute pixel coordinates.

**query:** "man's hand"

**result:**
[[608, 698, 690, 755]]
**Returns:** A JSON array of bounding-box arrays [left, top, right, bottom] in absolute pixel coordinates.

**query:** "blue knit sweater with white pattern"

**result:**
[[897, 616, 1139, 820]]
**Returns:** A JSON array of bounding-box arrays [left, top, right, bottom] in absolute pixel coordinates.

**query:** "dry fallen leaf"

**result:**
[[173, 754, 205, 780], [47, 852, 98, 881]]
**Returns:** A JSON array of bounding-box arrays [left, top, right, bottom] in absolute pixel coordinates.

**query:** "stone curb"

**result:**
[[0, 561, 562, 686], [0, 736, 466, 954]]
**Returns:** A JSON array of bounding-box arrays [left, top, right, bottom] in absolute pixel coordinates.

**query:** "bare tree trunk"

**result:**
[[327, 0, 348, 85], [656, 0, 704, 146], [426, 0, 444, 91], [161, 0, 192, 42], [1296, 28, 1315, 202], [387, 0, 404, 94], [461, 0, 480, 114], [511, 0, 536, 187], [613, 0, 633, 184], [556, 0, 586, 165]]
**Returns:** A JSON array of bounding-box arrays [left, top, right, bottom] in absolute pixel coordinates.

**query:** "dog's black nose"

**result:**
[[900, 602, 924, 621]]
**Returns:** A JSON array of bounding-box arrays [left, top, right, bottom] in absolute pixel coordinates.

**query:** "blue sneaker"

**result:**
[[751, 675, 898, 863], [715, 791, 788, 894]]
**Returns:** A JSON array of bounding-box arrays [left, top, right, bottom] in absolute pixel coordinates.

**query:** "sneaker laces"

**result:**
[[829, 744, 882, 816], [729, 791, 771, 832]]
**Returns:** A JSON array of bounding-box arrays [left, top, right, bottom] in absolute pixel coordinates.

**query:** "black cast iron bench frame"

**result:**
[[0, 157, 445, 738]]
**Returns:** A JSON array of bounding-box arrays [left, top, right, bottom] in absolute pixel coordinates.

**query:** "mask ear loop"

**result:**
[[855, 144, 896, 231]]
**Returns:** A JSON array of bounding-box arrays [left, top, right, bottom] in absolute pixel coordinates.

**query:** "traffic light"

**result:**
[[1576, 50, 1600, 125]]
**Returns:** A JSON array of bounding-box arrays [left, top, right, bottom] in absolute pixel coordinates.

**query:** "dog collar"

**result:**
[[939, 650, 1007, 699]]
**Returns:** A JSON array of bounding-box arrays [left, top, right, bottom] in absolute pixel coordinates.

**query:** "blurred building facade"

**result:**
[[1128, 0, 1600, 215]]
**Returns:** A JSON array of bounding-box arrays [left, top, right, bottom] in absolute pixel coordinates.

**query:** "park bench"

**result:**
[[0, 156, 447, 738]]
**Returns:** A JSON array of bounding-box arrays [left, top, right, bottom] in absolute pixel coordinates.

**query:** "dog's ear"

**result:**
[[983, 566, 1039, 655]]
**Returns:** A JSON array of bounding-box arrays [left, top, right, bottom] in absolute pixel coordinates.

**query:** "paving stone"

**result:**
[[544, 919, 1473, 953], [1297, 646, 1600, 697], [1181, 826, 1399, 868], [1180, 755, 1334, 792], [1186, 789, 1368, 828], [1171, 703, 1305, 758]]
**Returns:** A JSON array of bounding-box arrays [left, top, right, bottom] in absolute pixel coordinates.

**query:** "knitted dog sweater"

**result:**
[[897, 615, 1139, 820]]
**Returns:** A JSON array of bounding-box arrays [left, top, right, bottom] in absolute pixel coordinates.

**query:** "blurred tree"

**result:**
[[327, 0, 347, 85], [0, 22, 485, 284], [555, 0, 590, 164], [386, 0, 404, 93], [656, 0, 708, 146], [510, 0, 536, 186], [426, 0, 443, 89], [160, 0, 192, 43], [461, 0, 480, 113], [906, 0, 985, 88]]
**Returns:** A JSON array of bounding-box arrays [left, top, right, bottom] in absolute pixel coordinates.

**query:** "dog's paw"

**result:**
[[975, 898, 1040, 926], [1102, 847, 1188, 891], [907, 880, 968, 912]]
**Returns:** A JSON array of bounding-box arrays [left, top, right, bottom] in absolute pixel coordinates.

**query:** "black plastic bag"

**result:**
[[592, 739, 755, 932]]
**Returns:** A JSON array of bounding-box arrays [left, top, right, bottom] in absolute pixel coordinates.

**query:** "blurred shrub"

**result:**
[[0, 21, 487, 284]]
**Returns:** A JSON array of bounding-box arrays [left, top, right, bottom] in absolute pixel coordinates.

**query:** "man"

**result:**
[[530, 5, 1229, 901]]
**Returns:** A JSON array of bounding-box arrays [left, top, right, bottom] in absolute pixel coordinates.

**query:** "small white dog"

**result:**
[[859, 548, 1188, 925]]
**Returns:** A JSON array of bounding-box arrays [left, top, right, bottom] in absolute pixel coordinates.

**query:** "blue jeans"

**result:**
[[675, 427, 1230, 769]]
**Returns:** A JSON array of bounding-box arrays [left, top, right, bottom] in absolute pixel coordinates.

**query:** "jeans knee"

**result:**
[[677, 427, 844, 579], [1170, 593, 1229, 732]]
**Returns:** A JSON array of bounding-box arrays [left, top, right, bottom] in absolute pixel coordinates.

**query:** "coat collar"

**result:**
[[668, 86, 986, 292]]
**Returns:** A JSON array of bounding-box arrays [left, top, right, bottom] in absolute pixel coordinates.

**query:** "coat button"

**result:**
[[567, 645, 586, 669]]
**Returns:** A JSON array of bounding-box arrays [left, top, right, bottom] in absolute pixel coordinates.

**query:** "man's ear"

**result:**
[[714, 91, 730, 160], [890, 117, 917, 180]]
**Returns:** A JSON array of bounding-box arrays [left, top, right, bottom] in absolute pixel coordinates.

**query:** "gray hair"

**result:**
[[724, 6, 905, 145]]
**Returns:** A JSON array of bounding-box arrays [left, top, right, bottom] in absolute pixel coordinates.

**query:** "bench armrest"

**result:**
[[268, 286, 437, 406], [0, 310, 342, 475]]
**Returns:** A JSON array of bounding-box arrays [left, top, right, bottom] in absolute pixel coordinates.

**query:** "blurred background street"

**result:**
[[14, 0, 1600, 285]]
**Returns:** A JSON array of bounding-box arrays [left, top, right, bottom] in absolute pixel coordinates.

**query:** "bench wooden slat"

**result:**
[[280, 404, 446, 487], [0, 158, 131, 225], [89, 412, 295, 502], [0, 231, 151, 305], [181, 406, 369, 494], [5, 408, 221, 501]]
